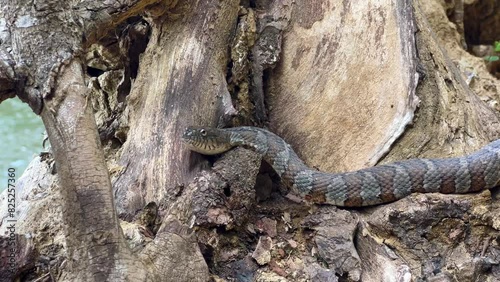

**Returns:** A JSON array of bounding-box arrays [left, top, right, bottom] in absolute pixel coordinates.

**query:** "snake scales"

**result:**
[[182, 126, 500, 207]]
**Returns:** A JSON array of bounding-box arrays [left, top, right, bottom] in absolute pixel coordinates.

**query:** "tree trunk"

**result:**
[[0, 0, 499, 281]]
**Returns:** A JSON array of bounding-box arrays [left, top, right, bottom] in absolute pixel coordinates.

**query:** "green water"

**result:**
[[0, 98, 45, 191]]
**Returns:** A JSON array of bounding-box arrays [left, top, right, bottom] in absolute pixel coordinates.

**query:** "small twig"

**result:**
[[480, 236, 491, 257], [32, 272, 50, 282]]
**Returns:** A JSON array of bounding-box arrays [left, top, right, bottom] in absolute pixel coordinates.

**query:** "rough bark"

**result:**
[[0, 0, 205, 280], [112, 0, 240, 218], [0, 47, 15, 103], [0, 0, 499, 281], [358, 190, 498, 281], [381, 0, 500, 165], [41, 60, 149, 281]]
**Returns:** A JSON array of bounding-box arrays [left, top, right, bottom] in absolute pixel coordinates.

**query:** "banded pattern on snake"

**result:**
[[182, 126, 500, 207]]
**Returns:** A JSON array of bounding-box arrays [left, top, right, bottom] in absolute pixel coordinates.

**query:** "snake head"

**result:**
[[182, 126, 233, 155]]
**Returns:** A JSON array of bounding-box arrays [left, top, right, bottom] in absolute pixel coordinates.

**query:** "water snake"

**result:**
[[182, 126, 500, 207]]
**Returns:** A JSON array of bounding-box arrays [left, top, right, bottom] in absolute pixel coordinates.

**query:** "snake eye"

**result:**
[[200, 129, 207, 136]]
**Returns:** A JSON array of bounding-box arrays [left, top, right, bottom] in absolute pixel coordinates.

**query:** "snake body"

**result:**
[[182, 126, 500, 207]]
